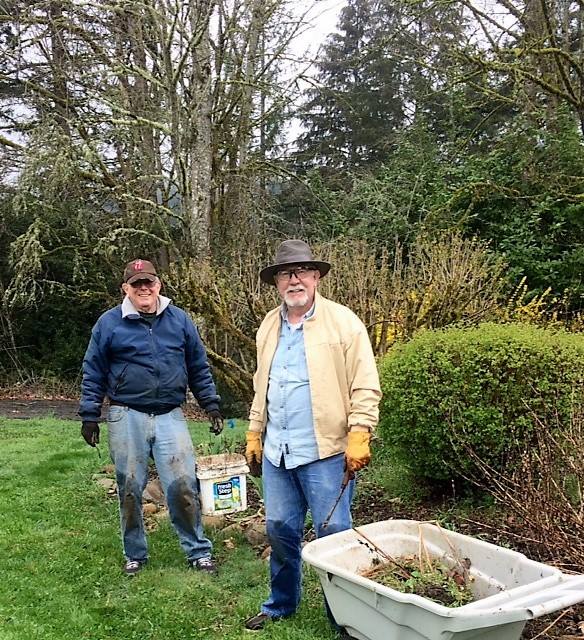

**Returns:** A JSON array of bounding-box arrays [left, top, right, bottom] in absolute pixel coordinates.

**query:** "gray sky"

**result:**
[[293, 0, 345, 59], [282, 1, 345, 144]]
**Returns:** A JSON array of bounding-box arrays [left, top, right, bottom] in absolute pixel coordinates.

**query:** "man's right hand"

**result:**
[[81, 421, 100, 447], [245, 431, 262, 477], [345, 431, 371, 474]]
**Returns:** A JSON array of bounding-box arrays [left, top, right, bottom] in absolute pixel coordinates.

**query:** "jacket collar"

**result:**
[[122, 294, 172, 319]]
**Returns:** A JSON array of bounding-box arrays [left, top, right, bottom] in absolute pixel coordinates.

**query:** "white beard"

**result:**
[[285, 291, 309, 308]]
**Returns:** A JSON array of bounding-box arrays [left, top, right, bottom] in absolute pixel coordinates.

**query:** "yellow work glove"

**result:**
[[245, 431, 263, 477], [345, 431, 371, 474]]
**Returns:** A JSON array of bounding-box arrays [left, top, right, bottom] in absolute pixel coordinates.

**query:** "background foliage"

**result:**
[[0, 0, 582, 406], [377, 322, 584, 482]]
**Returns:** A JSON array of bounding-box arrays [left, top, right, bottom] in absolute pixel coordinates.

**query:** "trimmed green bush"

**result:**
[[378, 322, 584, 482]]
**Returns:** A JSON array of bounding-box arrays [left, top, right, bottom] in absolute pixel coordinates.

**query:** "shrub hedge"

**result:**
[[377, 322, 584, 482]]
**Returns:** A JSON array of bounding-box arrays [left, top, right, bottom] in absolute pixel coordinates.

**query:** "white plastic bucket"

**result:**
[[301, 519, 584, 640], [196, 453, 249, 515]]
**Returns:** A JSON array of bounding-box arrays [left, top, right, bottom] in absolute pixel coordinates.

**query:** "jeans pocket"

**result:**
[[170, 407, 187, 422], [107, 406, 125, 423]]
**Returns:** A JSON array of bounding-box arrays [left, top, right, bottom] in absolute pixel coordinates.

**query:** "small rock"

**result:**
[[221, 522, 243, 535], [95, 477, 116, 490], [143, 478, 165, 504], [244, 521, 268, 548], [223, 537, 236, 549], [260, 546, 271, 560], [202, 514, 226, 529], [143, 503, 158, 515]]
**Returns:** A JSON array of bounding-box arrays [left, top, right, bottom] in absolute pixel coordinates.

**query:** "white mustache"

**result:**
[[286, 286, 306, 294]]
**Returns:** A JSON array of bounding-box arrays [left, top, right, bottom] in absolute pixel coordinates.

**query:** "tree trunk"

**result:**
[[189, 0, 215, 257]]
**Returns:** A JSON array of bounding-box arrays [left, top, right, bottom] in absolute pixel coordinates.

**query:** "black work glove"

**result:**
[[207, 409, 224, 435], [81, 421, 100, 447]]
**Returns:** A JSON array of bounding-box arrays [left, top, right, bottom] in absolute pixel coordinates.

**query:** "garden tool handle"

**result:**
[[322, 468, 354, 529], [343, 467, 355, 485]]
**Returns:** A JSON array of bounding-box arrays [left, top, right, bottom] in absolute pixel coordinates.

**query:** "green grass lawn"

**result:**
[[0, 417, 338, 640]]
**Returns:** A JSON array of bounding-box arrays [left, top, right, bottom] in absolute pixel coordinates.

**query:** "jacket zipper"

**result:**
[[147, 322, 160, 399]]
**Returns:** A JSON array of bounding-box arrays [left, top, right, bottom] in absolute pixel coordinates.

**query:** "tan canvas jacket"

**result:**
[[248, 292, 381, 459]]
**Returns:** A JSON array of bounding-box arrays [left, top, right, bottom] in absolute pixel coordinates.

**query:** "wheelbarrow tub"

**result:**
[[301, 519, 584, 640]]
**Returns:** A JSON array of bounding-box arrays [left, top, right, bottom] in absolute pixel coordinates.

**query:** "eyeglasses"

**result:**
[[129, 279, 158, 288], [274, 266, 316, 282]]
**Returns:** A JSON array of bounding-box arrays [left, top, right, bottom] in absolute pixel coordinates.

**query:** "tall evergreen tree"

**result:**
[[295, 0, 473, 171], [296, 0, 408, 170]]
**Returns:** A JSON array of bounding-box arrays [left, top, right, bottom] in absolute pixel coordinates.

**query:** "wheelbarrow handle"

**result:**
[[495, 575, 584, 618]]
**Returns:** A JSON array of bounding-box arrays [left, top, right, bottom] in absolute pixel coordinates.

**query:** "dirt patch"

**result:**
[[0, 398, 81, 420], [0, 398, 208, 421]]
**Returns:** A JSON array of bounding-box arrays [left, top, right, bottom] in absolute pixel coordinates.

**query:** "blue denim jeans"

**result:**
[[107, 406, 212, 563], [261, 453, 354, 618]]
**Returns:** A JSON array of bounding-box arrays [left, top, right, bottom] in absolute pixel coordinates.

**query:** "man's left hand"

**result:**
[[207, 409, 224, 435], [345, 431, 371, 473]]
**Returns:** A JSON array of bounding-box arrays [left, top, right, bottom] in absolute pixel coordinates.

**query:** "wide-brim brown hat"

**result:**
[[260, 240, 331, 285]]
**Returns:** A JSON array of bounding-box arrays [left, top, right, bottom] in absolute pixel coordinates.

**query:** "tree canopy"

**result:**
[[0, 0, 582, 402]]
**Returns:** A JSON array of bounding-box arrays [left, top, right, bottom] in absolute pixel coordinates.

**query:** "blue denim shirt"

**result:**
[[263, 305, 319, 469]]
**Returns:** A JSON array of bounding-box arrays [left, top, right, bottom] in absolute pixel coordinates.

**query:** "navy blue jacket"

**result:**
[[79, 299, 220, 420]]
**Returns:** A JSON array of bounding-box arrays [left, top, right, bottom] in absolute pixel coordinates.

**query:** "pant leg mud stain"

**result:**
[[167, 476, 199, 529]]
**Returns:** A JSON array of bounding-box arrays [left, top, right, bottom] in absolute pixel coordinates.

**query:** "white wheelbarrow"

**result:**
[[301, 519, 584, 640]]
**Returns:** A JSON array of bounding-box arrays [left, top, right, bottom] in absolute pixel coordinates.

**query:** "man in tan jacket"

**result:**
[[244, 240, 381, 633]]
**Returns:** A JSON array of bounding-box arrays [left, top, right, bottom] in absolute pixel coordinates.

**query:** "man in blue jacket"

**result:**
[[79, 258, 223, 576]]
